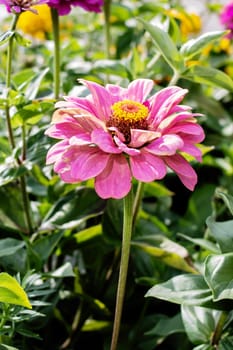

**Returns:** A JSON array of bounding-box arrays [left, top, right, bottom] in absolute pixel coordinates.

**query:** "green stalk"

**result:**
[[110, 188, 134, 350], [211, 311, 228, 346], [103, 0, 112, 59], [51, 8, 60, 99], [133, 181, 144, 225], [5, 14, 33, 234], [5, 14, 19, 149]]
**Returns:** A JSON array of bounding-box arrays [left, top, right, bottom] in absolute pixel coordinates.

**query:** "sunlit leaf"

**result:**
[[138, 18, 184, 71], [0, 31, 14, 46], [74, 224, 102, 244], [184, 65, 233, 91], [0, 272, 31, 309], [132, 235, 197, 273], [180, 31, 228, 59]]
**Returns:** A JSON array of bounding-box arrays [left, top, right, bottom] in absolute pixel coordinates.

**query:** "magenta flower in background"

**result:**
[[47, 0, 103, 15], [0, 0, 48, 13], [45, 79, 205, 199], [220, 1, 233, 38]]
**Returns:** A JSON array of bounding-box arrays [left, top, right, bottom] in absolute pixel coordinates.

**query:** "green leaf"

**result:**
[[0, 163, 28, 186], [206, 216, 233, 253], [181, 305, 220, 344], [204, 253, 233, 301], [40, 188, 105, 230], [48, 262, 75, 278], [146, 313, 184, 337], [0, 345, 19, 350], [31, 231, 64, 266], [146, 274, 212, 306], [215, 189, 233, 216], [132, 235, 197, 273], [193, 345, 214, 350], [184, 65, 233, 92], [219, 336, 233, 350], [178, 234, 220, 254], [144, 182, 174, 197], [0, 31, 14, 46], [0, 185, 29, 232], [0, 238, 25, 257], [14, 32, 31, 47], [180, 31, 227, 59], [81, 319, 111, 332], [138, 18, 184, 71], [74, 224, 102, 244], [0, 272, 31, 309], [24, 67, 49, 100]]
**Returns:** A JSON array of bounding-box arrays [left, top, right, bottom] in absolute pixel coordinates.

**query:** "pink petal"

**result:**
[[95, 155, 131, 199], [156, 112, 194, 131], [129, 129, 161, 148], [56, 96, 98, 116], [46, 140, 69, 165], [113, 136, 141, 156], [79, 79, 113, 121], [148, 87, 188, 128], [164, 154, 197, 190], [45, 121, 89, 140], [69, 147, 110, 181], [180, 143, 203, 162], [168, 123, 205, 138], [91, 129, 122, 154], [127, 79, 154, 102], [130, 152, 167, 182], [145, 134, 184, 156]]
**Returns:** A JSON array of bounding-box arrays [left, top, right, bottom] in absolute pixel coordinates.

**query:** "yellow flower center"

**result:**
[[108, 99, 149, 144], [111, 99, 149, 123]]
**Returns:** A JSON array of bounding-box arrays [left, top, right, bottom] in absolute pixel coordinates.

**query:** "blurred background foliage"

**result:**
[[0, 0, 232, 349]]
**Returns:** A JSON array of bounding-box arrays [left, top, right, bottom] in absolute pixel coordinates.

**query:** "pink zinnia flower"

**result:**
[[0, 0, 48, 13], [47, 0, 103, 15], [45, 79, 205, 199], [220, 2, 233, 39]]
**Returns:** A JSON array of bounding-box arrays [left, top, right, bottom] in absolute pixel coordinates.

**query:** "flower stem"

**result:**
[[133, 181, 144, 224], [211, 311, 228, 346], [5, 14, 33, 234], [110, 188, 134, 350], [103, 0, 112, 59], [169, 69, 180, 86], [5, 14, 19, 149], [51, 8, 60, 99]]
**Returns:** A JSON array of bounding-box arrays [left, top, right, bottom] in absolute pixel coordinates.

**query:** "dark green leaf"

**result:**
[[204, 253, 233, 301], [178, 234, 220, 254], [181, 305, 220, 344], [206, 216, 233, 253], [32, 231, 64, 265], [146, 274, 212, 306], [215, 189, 233, 216], [40, 188, 105, 230], [146, 313, 184, 337], [0, 238, 25, 257]]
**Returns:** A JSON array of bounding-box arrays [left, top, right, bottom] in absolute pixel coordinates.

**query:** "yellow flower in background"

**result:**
[[17, 4, 52, 40], [168, 9, 202, 38]]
